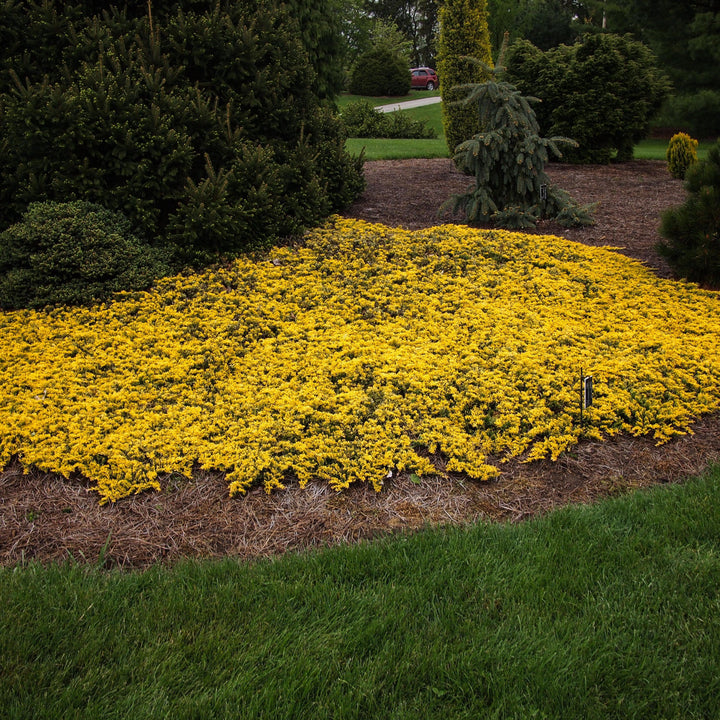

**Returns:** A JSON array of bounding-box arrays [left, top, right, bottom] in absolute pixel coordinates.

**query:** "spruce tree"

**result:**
[[0, 1, 364, 273], [436, 0, 493, 155], [444, 61, 594, 229]]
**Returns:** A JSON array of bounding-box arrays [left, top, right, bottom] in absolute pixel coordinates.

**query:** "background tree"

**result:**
[[505, 33, 671, 163], [363, 0, 439, 67], [337, 0, 375, 71], [486, 0, 529, 52], [437, 0, 493, 154], [524, 0, 577, 49], [487, 0, 590, 53], [583, 0, 720, 137], [369, 17, 414, 63]]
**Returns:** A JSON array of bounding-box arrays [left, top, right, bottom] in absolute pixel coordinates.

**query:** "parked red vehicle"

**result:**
[[410, 67, 438, 91]]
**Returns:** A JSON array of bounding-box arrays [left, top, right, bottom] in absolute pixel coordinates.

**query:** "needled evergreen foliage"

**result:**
[[283, 0, 345, 100], [666, 132, 699, 180], [348, 46, 411, 97], [0, 201, 168, 310], [444, 62, 594, 229], [658, 141, 720, 287], [0, 1, 364, 283], [437, 0, 493, 155], [505, 34, 671, 164]]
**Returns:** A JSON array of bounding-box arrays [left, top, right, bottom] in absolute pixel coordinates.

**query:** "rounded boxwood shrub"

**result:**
[[349, 46, 410, 97], [0, 201, 168, 310]]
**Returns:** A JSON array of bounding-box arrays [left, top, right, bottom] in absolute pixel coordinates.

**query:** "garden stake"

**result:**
[[580, 370, 593, 426]]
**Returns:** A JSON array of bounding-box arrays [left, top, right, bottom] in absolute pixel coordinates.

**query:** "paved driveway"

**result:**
[[375, 96, 442, 113]]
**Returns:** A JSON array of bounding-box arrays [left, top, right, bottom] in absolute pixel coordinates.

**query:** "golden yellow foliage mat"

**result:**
[[1, 218, 719, 503]]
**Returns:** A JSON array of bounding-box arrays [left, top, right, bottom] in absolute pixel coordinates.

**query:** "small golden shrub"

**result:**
[[666, 132, 699, 180]]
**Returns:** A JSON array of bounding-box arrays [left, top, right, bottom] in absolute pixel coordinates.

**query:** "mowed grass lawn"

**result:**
[[2, 465, 720, 718]]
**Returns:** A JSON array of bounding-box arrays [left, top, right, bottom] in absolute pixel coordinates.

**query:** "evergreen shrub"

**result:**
[[658, 141, 720, 287], [444, 67, 593, 229], [0, 1, 364, 279], [340, 100, 436, 139], [0, 201, 168, 310], [437, 0, 493, 155], [348, 46, 410, 97], [505, 34, 671, 164], [666, 133, 699, 180]]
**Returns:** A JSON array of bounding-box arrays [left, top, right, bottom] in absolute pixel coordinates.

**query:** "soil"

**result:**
[[3, 159, 720, 569]]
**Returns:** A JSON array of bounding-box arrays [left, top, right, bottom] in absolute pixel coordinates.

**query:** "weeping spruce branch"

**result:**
[[443, 60, 594, 230]]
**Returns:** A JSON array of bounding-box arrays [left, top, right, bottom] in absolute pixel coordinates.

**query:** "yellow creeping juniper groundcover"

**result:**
[[1, 218, 720, 503]]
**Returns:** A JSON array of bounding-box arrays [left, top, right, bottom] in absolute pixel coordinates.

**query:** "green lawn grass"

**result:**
[[342, 93, 448, 159], [3, 465, 720, 718], [342, 95, 716, 162], [346, 136, 450, 160], [634, 137, 712, 161]]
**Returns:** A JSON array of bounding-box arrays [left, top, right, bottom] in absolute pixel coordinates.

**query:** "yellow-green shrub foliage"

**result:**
[[667, 132, 699, 180], [437, 0, 493, 154], [2, 218, 720, 503]]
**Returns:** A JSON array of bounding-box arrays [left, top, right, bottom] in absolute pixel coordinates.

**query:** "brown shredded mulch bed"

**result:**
[[3, 158, 720, 569]]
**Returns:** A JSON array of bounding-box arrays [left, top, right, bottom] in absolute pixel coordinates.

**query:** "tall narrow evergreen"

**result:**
[[658, 140, 720, 287], [436, 0, 493, 154]]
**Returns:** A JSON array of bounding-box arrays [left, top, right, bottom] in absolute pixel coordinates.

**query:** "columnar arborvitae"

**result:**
[[436, 0, 493, 155]]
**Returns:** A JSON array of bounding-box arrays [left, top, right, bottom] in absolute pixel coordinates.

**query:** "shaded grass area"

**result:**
[[2, 466, 719, 719], [348, 136, 716, 162], [346, 136, 449, 160], [634, 137, 712, 161]]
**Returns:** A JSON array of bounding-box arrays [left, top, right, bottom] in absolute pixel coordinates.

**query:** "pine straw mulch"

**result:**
[[2, 159, 720, 569]]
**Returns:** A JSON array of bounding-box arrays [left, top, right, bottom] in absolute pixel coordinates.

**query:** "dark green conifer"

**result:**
[[444, 60, 594, 229]]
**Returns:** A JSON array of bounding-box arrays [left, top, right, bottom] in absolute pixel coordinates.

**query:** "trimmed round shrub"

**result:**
[[658, 140, 720, 287], [349, 46, 410, 97], [667, 132, 699, 180], [0, 201, 168, 310]]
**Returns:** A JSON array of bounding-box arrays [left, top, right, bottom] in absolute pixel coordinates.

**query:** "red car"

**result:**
[[410, 67, 438, 91]]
